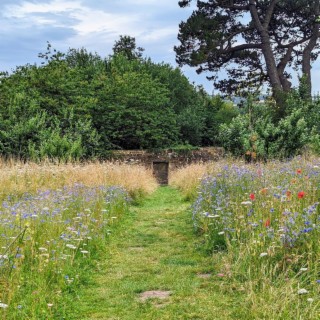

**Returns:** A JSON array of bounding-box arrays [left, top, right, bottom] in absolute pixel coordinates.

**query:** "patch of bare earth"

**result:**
[[197, 273, 212, 279], [138, 290, 172, 302]]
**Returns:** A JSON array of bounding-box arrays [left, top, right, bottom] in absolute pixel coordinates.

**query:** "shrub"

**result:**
[[218, 97, 308, 159]]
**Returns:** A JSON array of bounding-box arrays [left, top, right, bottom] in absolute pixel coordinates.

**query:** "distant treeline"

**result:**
[[0, 40, 237, 161]]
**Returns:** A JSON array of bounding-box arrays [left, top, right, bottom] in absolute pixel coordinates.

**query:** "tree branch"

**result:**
[[220, 43, 262, 54], [263, 0, 281, 28], [249, 0, 264, 33], [276, 36, 312, 49]]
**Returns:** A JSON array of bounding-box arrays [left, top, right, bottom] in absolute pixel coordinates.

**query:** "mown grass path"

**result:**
[[76, 187, 235, 319]]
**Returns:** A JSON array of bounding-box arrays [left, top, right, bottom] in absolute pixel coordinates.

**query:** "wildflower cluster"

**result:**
[[192, 158, 320, 304], [193, 161, 320, 248]]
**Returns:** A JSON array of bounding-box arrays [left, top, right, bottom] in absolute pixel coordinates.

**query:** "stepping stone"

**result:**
[[139, 290, 171, 302], [197, 273, 212, 279]]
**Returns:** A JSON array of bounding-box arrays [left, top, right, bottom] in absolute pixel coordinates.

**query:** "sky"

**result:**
[[1, 0, 320, 95]]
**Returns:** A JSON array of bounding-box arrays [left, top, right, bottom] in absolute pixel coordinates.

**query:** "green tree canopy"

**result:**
[[112, 35, 145, 60], [0, 37, 234, 160]]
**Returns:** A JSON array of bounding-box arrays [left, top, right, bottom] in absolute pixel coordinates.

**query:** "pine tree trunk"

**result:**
[[302, 2, 320, 99], [249, 0, 285, 107]]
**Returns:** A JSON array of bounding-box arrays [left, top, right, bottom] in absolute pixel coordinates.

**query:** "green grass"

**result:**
[[72, 187, 240, 319]]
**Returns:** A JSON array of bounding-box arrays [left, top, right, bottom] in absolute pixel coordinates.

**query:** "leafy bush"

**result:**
[[218, 94, 309, 159]]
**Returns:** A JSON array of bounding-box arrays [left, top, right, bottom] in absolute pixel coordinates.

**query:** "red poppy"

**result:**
[[298, 191, 305, 199], [296, 168, 302, 174], [265, 218, 271, 227], [249, 193, 255, 200]]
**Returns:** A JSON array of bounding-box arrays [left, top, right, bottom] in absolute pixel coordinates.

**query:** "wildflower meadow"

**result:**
[[0, 161, 157, 319], [172, 158, 320, 318], [2, 157, 320, 318]]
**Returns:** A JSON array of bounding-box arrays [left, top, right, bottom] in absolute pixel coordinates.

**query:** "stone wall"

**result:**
[[108, 147, 224, 168]]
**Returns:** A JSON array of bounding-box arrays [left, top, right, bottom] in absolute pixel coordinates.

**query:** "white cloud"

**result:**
[[69, 8, 142, 36], [122, 0, 179, 8], [141, 27, 178, 42], [3, 0, 165, 39], [2, 0, 183, 62], [3, 0, 82, 18]]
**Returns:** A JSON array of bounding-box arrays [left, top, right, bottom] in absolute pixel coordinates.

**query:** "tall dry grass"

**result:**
[[169, 163, 210, 200], [0, 159, 158, 201], [169, 157, 314, 200], [170, 160, 236, 200]]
